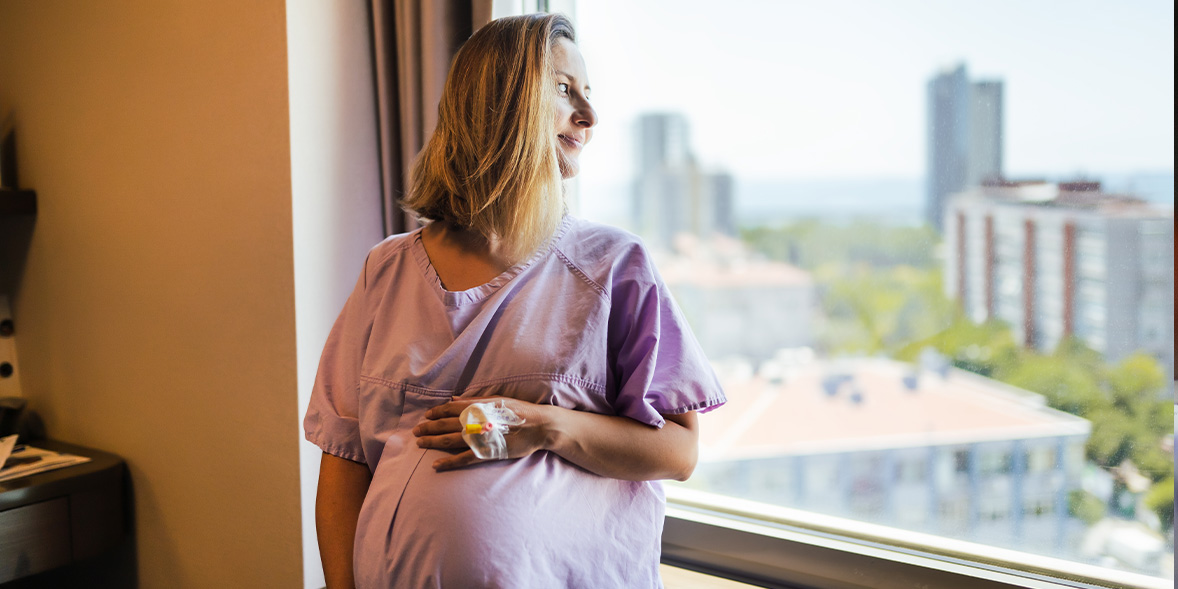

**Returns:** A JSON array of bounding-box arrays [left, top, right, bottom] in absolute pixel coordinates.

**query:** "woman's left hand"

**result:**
[[412, 396, 555, 471]]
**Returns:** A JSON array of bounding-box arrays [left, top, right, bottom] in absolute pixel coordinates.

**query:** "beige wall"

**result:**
[[0, 1, 302, 586]]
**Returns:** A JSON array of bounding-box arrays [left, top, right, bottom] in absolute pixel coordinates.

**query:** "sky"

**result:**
[[571, 0, 1175, 184]]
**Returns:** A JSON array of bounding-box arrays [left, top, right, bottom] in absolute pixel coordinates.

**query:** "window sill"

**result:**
[[662, 486, 1170, 589], [661, 564, 760, 588]]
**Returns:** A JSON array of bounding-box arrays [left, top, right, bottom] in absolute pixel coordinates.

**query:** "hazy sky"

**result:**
[[572, 0, 1175, 183]]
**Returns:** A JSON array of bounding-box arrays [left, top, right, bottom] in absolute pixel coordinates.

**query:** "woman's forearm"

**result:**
[[416, 398, 701, 479], [316, 452, 372, 589], [542, 408, 698, 482]]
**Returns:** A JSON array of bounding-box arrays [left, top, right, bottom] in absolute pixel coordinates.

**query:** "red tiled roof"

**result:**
[[699, 358, 1090, 461]]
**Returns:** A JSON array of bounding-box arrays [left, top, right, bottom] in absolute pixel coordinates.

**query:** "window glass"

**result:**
[[573, 0, 1174, 582]]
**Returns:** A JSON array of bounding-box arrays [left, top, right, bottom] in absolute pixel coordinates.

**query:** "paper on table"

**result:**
[[0, 434, 16, 469], [0, 442, 91, 483]]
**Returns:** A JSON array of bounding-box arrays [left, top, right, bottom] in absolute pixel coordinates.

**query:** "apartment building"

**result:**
[[943, 180, 1174, 375]]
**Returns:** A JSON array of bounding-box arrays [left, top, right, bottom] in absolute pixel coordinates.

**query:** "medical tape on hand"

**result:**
[[459, 400, 524, 460]]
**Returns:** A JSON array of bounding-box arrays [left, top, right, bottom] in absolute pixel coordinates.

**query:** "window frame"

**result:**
[[661, 486, 1171, 589]]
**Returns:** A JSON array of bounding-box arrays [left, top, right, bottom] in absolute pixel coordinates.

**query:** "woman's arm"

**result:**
[[413, 398, 699, 481], [316, 452, 372, 589], [546, 408, 698, 481]]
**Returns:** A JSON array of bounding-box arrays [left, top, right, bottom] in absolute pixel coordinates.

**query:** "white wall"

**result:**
[[286, 1, 385, 586]]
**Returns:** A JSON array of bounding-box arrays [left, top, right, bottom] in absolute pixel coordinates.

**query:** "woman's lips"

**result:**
[[558, 134, 582, 149]]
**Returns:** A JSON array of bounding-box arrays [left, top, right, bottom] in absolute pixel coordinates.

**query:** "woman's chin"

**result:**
[[558, 154, 580, 179]]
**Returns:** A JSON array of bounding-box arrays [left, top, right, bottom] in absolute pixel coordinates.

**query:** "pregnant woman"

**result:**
[[304, 13, 725, 588]]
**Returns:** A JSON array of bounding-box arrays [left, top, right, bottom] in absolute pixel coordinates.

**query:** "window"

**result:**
[[1028, 446, 1057, 474], [569, 0, 1174, 587]]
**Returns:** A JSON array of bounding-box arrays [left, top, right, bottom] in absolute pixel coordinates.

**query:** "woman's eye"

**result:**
[[557, 83, 569, 95]]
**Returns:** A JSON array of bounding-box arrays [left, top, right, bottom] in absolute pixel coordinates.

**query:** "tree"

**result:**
[[1144, 476, 1174, 531], [1104, 353, 1172, 482], [1107, 353, 1167, 409], [1085, 407, 1140, 468], [897, 317, 1023, 378], [817, 265, 955, 356], [999, 353, 1107, 418], [741, 221, 939, 271], [1068, 489, 1107, 526]]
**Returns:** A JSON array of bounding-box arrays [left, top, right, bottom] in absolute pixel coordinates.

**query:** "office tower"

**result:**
[[927, 65, 1004, 231], [968, 81, 1004, 187], [707, 172, 737, 238], [944, 181, 1174, 376], [636, 112, 691, 171], [632, 113, 736, 248]]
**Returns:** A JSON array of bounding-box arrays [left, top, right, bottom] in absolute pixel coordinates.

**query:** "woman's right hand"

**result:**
[[411, 396, 557, 471]]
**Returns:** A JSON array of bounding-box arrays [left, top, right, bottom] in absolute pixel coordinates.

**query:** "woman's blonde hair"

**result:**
[[402, 13, 575, 262]]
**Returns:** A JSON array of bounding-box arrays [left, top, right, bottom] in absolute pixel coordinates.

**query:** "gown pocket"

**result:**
[[353, 382, 455, 582]]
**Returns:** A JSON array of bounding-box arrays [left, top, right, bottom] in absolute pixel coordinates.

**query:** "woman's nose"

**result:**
[[575, 103, 597, 129]]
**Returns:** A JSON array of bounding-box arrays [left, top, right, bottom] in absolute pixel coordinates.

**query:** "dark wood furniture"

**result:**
[[0, 440, 126, 583]]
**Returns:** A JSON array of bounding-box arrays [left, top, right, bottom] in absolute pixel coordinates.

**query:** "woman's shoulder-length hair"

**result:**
[[402, 13, 574, 262]]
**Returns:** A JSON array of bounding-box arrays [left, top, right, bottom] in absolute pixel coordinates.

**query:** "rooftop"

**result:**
[[699, 356, 1090, 462], [951, 179, 1172, 218]]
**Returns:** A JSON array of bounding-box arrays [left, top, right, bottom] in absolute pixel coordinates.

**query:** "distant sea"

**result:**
[[733, 171, 1174, 228], [578, 171, 1174, 230]]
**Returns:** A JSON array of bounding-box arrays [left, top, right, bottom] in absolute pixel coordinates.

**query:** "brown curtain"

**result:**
[[370, 0, 494, 236]]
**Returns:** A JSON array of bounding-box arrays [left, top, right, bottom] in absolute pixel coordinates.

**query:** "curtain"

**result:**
[[370, 0, 494, 236]]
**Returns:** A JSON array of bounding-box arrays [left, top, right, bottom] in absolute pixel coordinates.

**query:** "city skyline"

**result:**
[[575, 0, 1174, 184]]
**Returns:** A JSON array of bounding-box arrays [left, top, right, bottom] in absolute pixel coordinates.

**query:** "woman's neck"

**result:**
[[419, 222, 516, 290], [425, 222, 513, 263]]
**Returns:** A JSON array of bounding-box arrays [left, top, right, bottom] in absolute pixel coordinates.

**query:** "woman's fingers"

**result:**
[[426, 398, 478, 419], [425, 396, 512, 419], [412, 417, 461, 436], [416, 432, 466, 450], [433, 450, 480, 472]]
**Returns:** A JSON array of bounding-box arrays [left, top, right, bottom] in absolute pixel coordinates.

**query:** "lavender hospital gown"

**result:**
[[304, 216, 725, 588]]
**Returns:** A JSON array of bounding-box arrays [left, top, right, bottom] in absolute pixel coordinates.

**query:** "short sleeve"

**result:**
[[608, 245, 726, 428], [303, 257, 374, 463]]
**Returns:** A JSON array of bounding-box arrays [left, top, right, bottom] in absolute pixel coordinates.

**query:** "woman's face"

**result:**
[[552, 37, 597, 179]]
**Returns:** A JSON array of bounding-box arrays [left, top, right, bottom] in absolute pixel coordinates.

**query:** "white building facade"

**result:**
[[689, 358, 1091, 558], [656, 240, 814, 363], [944, 181, 1174, 376]]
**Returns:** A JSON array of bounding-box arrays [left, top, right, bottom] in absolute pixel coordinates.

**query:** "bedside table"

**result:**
[[0, 440, 126, 583]]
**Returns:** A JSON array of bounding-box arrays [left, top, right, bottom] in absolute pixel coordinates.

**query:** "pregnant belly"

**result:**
[[354, 449, 664, 588]]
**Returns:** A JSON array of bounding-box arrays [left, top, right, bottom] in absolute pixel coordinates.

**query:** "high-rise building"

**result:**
[[968, 81, 1004, 187], [632, 113, 736, 249], [706, 172, 737, 238], [944, 180, 1174, 376], [636, 112, 691, 171], [926, 65, 1004, 231]]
